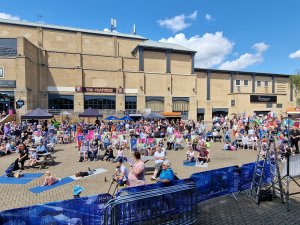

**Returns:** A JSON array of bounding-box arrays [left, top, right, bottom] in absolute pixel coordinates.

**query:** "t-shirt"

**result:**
[[116, 165, 128, 181], [290, 129, 300, 141], [154, 151, 165, 164], [159, 168, 175, 181]]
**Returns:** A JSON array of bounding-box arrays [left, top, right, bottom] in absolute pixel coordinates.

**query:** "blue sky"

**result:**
[[1, 0, 300, 74]]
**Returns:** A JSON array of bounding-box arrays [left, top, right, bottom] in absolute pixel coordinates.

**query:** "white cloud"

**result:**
[[0, 12, 20, 20], [160, 32, 234, 68], [189, 11, 198, 20], [158, 11, 198, 32], [219, 42, 270, 70], [205, 14, 212, 21], [252, 42, 269, 53], [103, 28, 110, 32], [289, 49, 300, 59]]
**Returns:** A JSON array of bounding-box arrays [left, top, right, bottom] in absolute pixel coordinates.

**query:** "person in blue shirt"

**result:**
[[36, 142, 48, 154], [157, 160, 175, 183]]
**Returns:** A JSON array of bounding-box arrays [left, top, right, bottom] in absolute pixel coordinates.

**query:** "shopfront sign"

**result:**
[[0, 80, 16, 88], [16, 100, 25, 109], [250, 95, 277, 103], [75, 87, 123, 94]]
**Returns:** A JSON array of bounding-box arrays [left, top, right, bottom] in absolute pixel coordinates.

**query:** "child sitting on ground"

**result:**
[[186, 147, 195, 162], [41, 171, 59, 186]]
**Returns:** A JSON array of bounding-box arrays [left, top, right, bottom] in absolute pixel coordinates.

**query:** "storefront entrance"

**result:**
[[0, 92, 14, 114]]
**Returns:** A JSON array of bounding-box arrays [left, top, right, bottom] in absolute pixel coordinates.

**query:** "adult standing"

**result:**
[[289, 126, 300, 154], [128, 151, 145, 187]]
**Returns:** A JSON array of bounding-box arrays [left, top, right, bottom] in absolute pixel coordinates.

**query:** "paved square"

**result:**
[[0, 142, 299, 225]]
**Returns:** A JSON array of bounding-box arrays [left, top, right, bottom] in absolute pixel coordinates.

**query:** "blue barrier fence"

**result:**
[[0, 162, 272, 225], [0, 193, 112, 225]]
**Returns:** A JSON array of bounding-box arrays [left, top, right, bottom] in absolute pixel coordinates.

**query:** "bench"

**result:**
[[34, 153, 57, 170]]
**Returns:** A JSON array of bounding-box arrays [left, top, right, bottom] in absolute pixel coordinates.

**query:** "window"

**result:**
[[264, 81, 269, 87], [0, 67, 4, 78], [257, 81, 261, 87], [125, 96, 137, 110], [276, 104, 283, 108], [0, 38, 17, 57], [84, 96, 116, 109], [48, 95, 74, 109], [244, 80, 249, 86], [235, 80, 241, 86], [172, 97, 189, 112], [266, 103, 273, 108], [231, 100, 236, 107], [146, 97, 164, 112]]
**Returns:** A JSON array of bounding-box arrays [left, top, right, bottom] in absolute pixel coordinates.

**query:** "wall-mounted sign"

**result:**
[[75, 87, 123, 94], [16, 100, 25, 109], [0, 67, 4, 78], [250, 95, 277, 103], [0, 80, 16, 88]]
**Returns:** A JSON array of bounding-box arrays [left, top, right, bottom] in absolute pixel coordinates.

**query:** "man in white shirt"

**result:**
[[113, 159, 128, 186], [151, 147, 166, 180]]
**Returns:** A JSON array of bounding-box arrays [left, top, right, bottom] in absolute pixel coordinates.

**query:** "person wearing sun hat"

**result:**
[[73, 185, 84, 198]]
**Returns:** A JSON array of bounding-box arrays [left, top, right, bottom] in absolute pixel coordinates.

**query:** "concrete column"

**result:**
[[137, 95, 145, 111], [230, 72, 234, 93], [74, 93, 84, 113], [166, 51, 171, 73], [252, 73, 256, 93], [164, 96, 172, 112], [116, 94, 125, 114], [272, 75, 275, 94], [290, 79, 294, 102], [191, 54, 195, 74], [207, 70, 211, 100], [139, 47, 144, 71], [189, 96, 197, 120]]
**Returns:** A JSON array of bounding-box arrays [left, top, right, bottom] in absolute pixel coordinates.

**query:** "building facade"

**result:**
[[0, 18, 296, 121]]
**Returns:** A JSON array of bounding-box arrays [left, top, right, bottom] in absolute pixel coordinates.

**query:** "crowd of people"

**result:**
[[1, 111, 299, 193]]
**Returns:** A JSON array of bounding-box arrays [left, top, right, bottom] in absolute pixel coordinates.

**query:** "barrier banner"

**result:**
[[189, 166, 239, 202], [239, 162, 256, 191], [130, 138, 137, 151], [239, 161, 273, 191], [116, 179, 190, 197], [0, 194, 112, 225]]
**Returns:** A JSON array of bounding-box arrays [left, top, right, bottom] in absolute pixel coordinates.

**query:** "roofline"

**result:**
[[131, 45, 196, 55], [195, 68, 291, 77], [0, 18, 147, 40]]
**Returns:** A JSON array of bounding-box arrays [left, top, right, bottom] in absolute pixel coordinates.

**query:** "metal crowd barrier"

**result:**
[[103, 182, 198, 225], [282, 154, 300, 177]]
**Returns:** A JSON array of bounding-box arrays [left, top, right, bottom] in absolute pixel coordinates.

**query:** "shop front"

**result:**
[[0, 91, 14, 114]]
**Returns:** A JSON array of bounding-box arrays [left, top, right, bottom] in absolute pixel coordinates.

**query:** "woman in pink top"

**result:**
[[128, 151, 145, 187]]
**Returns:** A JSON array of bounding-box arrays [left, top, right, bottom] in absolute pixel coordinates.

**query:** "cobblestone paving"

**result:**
[[0, 141, 298, 225]]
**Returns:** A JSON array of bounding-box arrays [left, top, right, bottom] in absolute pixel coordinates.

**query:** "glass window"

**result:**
[[257, 81, 261, 87], [244, 80, 248, 86], [125, 96, 137, 110], [231, 100, 236, 107], [235, 80, 241, 86], [266, 103, 272, 108], [0, 38, 17, 57], [264, 81, 269, 87], [172, 97, 189, 112], [146, 97, 164, 112], [48, 94, 74, 109], [84, 95, 116, 109], [276, 104, 283, 108]]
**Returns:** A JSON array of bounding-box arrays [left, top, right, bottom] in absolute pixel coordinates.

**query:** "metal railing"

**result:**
[[103, 182, 198, 225]]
